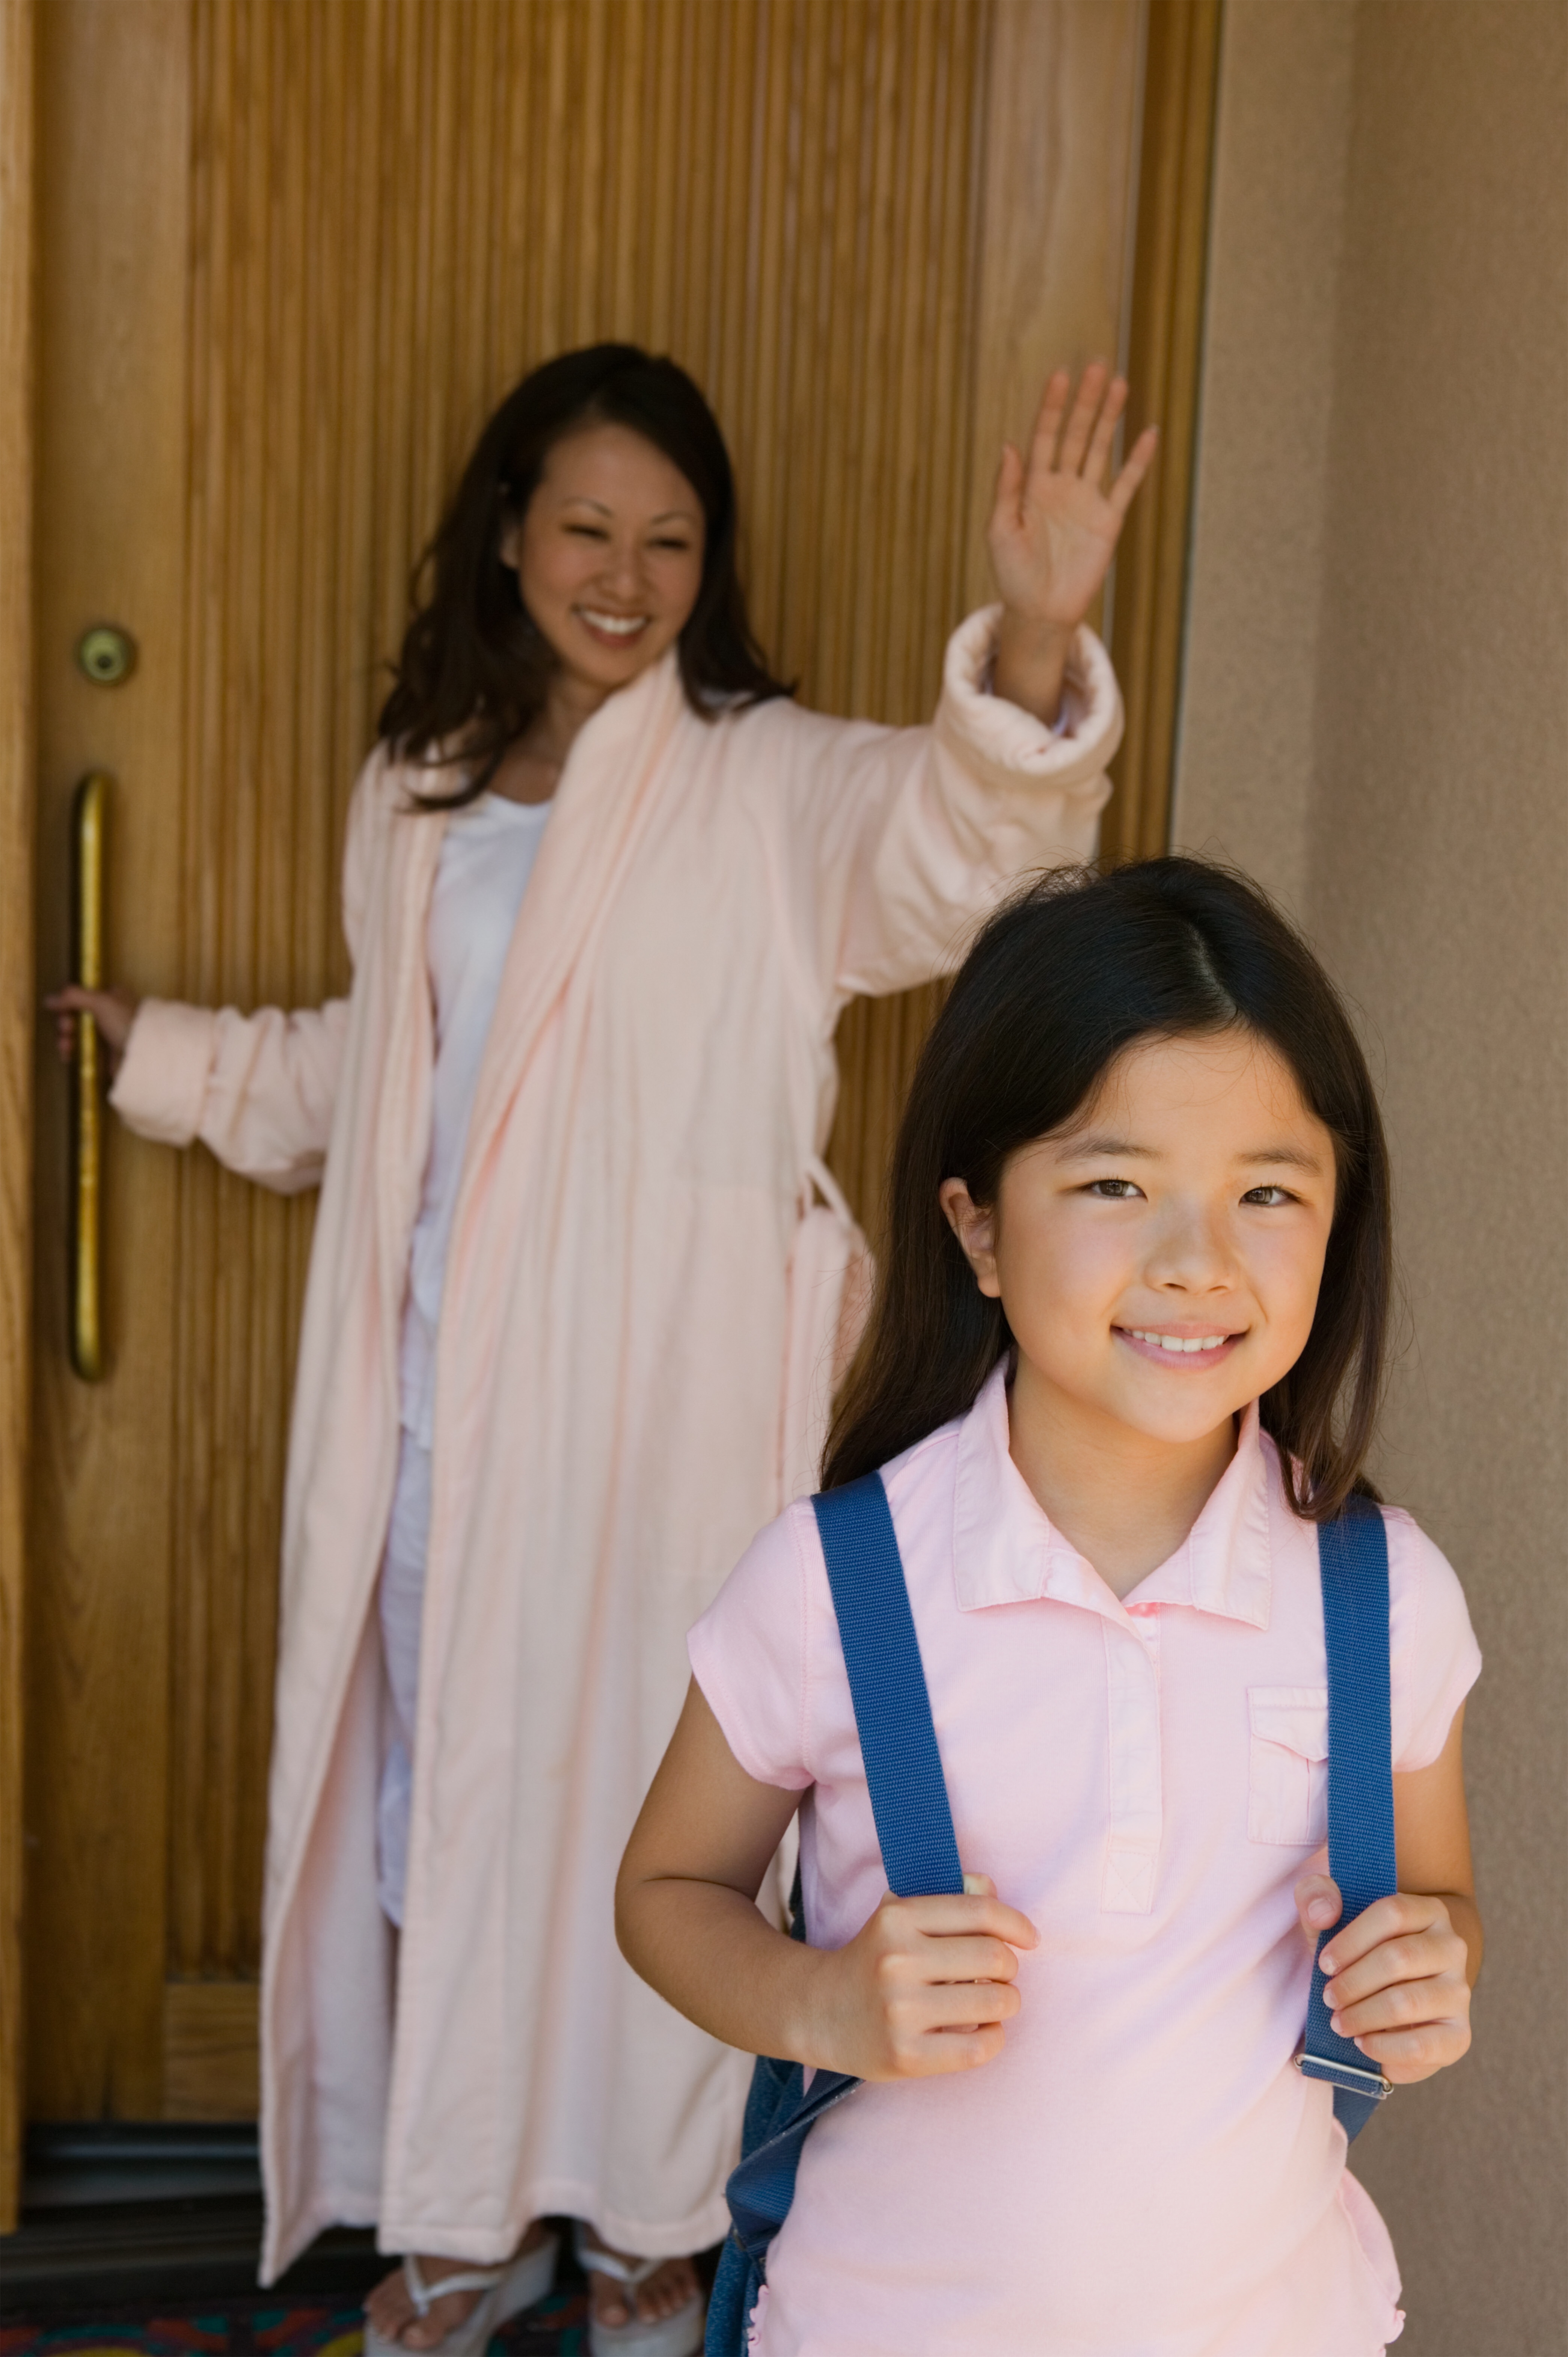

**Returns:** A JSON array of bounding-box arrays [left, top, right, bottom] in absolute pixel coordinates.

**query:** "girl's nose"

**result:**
[[1143, 1201, 1237, 1292]]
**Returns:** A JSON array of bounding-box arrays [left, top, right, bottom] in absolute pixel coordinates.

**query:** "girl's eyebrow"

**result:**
[[1239, 1143, 1328, 1172], [1056, 1132, 1154, 1160], [1055, 1133, 1327, 1174]]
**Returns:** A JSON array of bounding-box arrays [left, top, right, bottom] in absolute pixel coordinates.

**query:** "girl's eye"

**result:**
[[1241, 1184, 1294, 1207], [566, 523, 609, 539], [1085, 1178, 1144, 1200], [651, 536, 693, 553]]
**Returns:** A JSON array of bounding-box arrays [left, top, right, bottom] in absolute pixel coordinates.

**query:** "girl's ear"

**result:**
[[498, 512, 522, 571], [938, 1178, 1002, 1300]]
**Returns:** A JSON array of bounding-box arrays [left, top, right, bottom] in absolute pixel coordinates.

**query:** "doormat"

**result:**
[[0, 2298, 591, 2357]]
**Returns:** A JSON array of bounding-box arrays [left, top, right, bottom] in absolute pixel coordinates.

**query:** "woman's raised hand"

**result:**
[[988, 360, 1158, 726], [804, 1873, 1037, 2082], [45, 983, 140, 1077]]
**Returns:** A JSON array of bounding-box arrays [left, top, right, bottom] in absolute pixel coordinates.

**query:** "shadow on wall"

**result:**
[[1172, 3, 1568, 2351]]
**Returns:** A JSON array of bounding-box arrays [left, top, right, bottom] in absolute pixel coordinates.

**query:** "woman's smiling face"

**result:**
[[941, 1028, 1338, 1449], [503, 421, 706, 695]]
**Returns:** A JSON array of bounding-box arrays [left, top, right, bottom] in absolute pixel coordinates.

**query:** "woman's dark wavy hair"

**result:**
[[823, 858, 1392, 1520], [379, 343, 790, 802]]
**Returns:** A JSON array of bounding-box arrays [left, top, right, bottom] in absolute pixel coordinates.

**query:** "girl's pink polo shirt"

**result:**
[[688, 1365, 1481, 2357]]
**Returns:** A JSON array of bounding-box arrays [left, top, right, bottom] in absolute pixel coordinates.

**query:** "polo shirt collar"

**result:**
[[950, 1359, 1272, 1630]]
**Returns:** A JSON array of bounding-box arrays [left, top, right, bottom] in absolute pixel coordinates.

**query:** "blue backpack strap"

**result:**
[[811, 1473, 966, 1899], [1297, 1496, 1398, 2140], [707, 1474, 961, 2354]]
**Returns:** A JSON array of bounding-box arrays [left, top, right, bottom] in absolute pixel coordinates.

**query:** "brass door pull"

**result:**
[[70, 771, 109, 1381]]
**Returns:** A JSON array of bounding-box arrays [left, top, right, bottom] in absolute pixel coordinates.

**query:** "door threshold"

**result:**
[[3, 2126, 381, 2315]]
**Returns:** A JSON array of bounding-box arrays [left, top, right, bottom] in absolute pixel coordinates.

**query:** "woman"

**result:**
[[53, 344, 1153, 2355]]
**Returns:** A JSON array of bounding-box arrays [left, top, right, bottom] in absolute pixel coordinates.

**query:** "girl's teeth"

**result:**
[[1129, 1330, 1231, 1353]]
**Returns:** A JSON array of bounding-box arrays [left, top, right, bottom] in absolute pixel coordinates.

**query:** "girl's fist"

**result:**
[[805, 1876, 1038, 2084], [1295, 1874, 1473, 2085]]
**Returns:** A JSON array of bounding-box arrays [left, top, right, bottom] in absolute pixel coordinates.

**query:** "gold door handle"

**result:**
[[70, 771, 109, 1381]]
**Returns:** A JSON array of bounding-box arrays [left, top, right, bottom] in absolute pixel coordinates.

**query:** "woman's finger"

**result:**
[[1107, 424, 1160, 519], [1055, 360, 1110, 478], [1026, 369, 1073, 478], [988, 440, 1025, 537], [1083, 375, 1129, 488]]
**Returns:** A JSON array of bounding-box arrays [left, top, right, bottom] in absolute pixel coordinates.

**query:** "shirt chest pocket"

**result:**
[[1247, 1686, 1330, 1846]]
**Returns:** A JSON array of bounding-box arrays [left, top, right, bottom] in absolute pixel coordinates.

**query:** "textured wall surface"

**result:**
[[1169, 0, 1355, 915], [1178, 3, 1568, 2348]]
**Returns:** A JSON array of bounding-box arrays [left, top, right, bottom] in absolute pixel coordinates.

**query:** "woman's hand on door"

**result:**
[[45, 983, 139, 1076], [987, 360, 1158, 726]]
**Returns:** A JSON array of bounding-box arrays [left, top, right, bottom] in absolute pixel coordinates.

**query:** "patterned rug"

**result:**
[[0, 2296, 592, 2357]]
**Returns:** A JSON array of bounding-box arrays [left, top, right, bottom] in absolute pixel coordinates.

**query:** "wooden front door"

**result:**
[[0, 0, 1214, 2226]]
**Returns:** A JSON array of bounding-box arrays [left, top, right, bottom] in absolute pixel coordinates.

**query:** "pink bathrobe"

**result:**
[[111, 606, 1120, 2281]]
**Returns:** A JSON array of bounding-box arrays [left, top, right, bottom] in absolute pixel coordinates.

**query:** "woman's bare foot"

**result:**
[[578, 2233, 701, 2330], [363, 2221, 555, 2349]]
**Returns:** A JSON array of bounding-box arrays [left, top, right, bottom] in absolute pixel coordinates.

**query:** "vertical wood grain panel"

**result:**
[[28, 0, 191, 2115], [159, 0, 1153, 2013], [833, 0, 1145, 1241], [1104, 0, 1223, 862], [0, 0, 35, 2227], [164, 0, 1002, 1988]]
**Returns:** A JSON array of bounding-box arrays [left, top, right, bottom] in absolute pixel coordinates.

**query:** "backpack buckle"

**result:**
[[1294, 2048, 1393, 2100]]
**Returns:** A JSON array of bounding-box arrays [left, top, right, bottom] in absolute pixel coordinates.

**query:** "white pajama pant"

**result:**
[[375, 1430, 433, 1927]]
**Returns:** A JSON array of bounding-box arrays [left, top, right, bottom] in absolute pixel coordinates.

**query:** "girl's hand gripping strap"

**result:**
[[706, 1475, 963, 2355], [812, 1473, 966, 1899], [1297, 1496, 1398, 2140]]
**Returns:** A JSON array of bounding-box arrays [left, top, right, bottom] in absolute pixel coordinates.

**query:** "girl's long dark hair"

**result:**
[[379, 344, 790, 802], [823, 859, 1392, 1520]]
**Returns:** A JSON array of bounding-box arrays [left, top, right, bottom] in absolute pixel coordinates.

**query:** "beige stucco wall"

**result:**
[[1175, 3, 1568, 2349]]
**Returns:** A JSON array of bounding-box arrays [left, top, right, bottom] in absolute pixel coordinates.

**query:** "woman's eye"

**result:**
[[651, 535, 693, 553], [567, 523, 609, 539], [1086, 1178, 1144, 1199], [1241, 1184, 1293, 1207]]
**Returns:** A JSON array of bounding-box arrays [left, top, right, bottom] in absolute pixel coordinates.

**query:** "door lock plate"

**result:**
[[76, 623, 137, 685]]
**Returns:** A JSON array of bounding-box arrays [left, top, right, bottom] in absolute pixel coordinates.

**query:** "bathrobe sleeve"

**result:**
[[767, 605, 1122, 1003], [109, 753, 383, 1195]]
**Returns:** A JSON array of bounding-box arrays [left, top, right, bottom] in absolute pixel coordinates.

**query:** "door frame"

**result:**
[[0, 0, 1223, 2233], [0, 0, 36, 2242]]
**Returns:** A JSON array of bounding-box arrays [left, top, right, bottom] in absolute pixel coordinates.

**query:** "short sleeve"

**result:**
[[688, 1502, 816, 1793], [1385, 1507, 1482, 1772]]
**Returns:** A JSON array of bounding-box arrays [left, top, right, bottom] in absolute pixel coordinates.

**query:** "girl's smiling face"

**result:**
[[502, 422, 706, 695], [941, 1027, 1338, 1449]]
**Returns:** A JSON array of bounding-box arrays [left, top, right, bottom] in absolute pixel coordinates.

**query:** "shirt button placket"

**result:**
[[1101, 1608, 1163, 1914]]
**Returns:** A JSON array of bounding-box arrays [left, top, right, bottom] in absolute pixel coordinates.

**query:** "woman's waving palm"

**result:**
[[989, 360, 1158, 724]]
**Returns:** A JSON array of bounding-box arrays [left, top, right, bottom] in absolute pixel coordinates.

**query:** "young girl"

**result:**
[[618, 858, 1482, 2355], [49, 347, 1153, 2354]]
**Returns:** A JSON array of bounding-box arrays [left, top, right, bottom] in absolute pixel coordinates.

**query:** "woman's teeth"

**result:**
[[1127, 1330, 1233, 1353], [580, 610, 647, 636]]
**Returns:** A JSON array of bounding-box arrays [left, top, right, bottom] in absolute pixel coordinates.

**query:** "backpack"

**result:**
[[705, 1472, 1397, 2355]]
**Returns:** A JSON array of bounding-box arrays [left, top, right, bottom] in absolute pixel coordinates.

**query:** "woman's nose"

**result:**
[[599, 540, 645, 597]]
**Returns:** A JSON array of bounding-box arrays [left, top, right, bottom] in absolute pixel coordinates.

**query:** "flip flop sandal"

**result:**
[[574, 2227, 706, 2357], [363, 2232, 560, 2357]]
